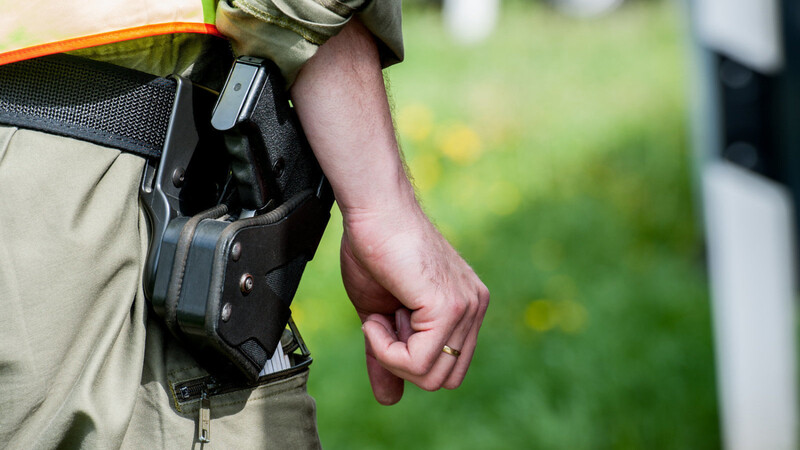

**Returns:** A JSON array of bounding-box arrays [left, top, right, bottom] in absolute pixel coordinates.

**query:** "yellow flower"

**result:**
[[438, 123, 483, 165], [523, 298, 589, 334], [525, 299, 557, 332]]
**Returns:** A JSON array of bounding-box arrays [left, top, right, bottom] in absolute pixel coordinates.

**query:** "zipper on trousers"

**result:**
[[174, 376, 221, 443], [170, 322, 313, 444], [199, 391, 211, 443]]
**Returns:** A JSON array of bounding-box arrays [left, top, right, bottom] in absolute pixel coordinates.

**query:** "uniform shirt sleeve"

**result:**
[[215, 0, 403, 86]]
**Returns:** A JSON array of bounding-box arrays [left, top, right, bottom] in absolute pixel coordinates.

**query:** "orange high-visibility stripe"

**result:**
[[0, 22, 224, 66]]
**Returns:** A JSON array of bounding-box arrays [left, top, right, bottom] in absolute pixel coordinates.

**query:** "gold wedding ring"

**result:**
[[442, 345, 461, 357]]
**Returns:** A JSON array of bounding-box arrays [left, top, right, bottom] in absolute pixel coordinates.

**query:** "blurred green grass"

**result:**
[[295, 1, 719, 448]]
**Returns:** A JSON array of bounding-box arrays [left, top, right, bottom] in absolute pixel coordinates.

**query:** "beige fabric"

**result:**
[[0, 0, 213, 57], [68, 33, 216, 79], [216, 0, 403, 85], [2, 0, 402, 88], [0, 125, 320, 449]]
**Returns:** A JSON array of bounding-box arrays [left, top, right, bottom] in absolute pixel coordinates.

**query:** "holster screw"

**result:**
[[231, 242, 242, 261], [240, 274, 254, 294]]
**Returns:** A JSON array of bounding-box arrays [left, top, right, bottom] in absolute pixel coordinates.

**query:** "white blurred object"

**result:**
[[703, 161, 798, 450], [696, 0, 783, 74], [443, 0, 500, 45], [551, 0, 624, 18]]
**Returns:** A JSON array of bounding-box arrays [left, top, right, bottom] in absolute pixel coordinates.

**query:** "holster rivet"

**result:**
[[231, 242, 242, 261], [240, 274, 254, 294], [172, 168, 186, 187], [221, 302, 232, 322]]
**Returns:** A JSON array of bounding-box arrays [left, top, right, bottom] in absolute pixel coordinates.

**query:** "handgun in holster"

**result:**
[[140, 56, 333, 381]]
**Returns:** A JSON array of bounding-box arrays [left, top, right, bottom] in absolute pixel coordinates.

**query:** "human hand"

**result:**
[[340, 204, 490, 405], [288, 15, 489, 405]]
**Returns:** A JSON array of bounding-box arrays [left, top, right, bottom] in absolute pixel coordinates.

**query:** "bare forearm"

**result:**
[[289, 18, 489, 405], [290, 19, 416, 219]]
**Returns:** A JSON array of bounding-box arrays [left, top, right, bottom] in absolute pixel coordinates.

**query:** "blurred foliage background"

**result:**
[[294, 0, 719, 448]]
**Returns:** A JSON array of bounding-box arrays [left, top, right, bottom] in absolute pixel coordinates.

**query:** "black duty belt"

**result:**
[[0, 53, 335, 384], [0, 54, 176, 159]]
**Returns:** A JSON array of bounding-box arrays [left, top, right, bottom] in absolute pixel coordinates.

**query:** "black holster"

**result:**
[[140, 57, 333, 381]]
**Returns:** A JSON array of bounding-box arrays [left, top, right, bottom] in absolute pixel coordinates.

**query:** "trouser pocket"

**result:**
[[166, 322, 320, 448]]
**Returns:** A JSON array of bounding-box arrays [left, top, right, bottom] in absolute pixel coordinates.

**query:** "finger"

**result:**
[[412, 282, 490, 391], [365, 297, 474, 391], [362, 316, 410, 370], [395, 308, 414, 342], [366, 304, 471, 392], [442, 326, 479, 389], [444, 285, 490, 389], [363, 324, 404, 405], [367, 312, 457, 380], [404, 303, 475, 391], [400, 296, 469, 375]]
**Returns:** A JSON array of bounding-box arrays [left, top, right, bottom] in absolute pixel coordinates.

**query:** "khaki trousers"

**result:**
[[0, 125, 320, 449]]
